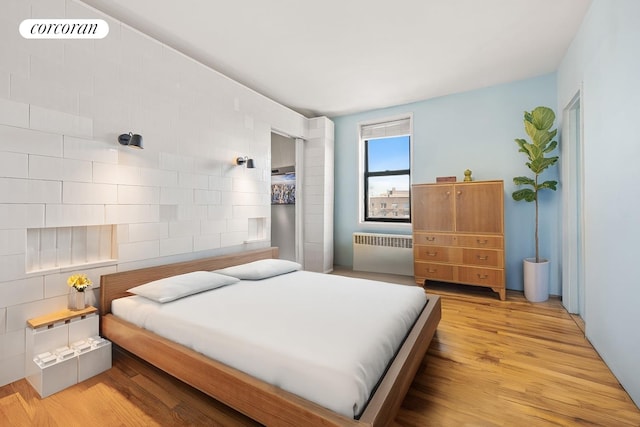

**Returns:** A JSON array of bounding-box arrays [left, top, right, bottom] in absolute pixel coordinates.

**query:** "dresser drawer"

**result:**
[[461, 248, 503, 267], [456, 235, 503, 249], [415, 246, 453, 263], [457, 266, 504, 287], [413, 233, 455, 246], [414, 262, 454, 281]]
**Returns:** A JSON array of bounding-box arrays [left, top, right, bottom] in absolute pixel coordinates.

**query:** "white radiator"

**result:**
[[352, 232, 414, 276]]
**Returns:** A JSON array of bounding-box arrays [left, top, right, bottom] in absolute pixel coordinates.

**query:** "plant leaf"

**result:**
[[513, 176, 535, 186], [512, 188, 536, 202], [543, 140, 558, 153], [531, 106, 555, 130], [534, 129, 553, 147], [538, 180, 558, 191], [514, 138, 527, 148], [529, 156, 558, 174]]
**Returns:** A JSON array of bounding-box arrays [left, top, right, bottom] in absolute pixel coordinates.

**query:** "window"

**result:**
[[360, 116, 411, 224]]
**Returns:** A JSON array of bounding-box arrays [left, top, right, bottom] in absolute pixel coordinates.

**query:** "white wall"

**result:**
[[304, 117, 334, 273], [0, 0, 317, 386], [557, 0, 640, 406]]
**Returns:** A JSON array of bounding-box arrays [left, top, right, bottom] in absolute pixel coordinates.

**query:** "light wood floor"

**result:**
[[1, 270, 639, 426]]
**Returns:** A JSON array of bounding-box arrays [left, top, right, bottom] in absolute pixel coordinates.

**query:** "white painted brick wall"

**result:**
[[0, 152, 28, 178], [303, 117, 334, 273], [0, 98, 29, 128], [0, 0, 332, 387]]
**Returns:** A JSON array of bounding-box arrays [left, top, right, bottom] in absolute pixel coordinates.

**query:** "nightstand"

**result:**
[[25, 306, 112, 397]]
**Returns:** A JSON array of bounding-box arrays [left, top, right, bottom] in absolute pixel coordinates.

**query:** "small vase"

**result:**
[[70, 289, 86, 311]]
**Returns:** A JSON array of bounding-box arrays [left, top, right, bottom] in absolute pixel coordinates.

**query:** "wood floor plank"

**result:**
[[0, 393, 31, 426], [1, 270, 638, 426]]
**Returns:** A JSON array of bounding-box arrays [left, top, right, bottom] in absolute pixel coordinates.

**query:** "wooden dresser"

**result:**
[[412, 180, 506, 300]]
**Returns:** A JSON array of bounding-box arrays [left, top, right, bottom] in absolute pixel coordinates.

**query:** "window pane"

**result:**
[[367, 175, 410, 219], [367, 136, 409, 172]]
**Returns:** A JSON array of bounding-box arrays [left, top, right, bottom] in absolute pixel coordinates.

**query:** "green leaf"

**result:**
[[538, 180, 558, 191], [512, 188, 536, 202], [529, 156, 558, 174], [524, 121, 539, 140], [514, 138, 527, 148], [524, 111, 533, 123], [528, 143, 542, 160], [533, 129, 552, 147], [543, 140, 558, 153], [513, 176, 535, 186], [530, 106, 555, 130]]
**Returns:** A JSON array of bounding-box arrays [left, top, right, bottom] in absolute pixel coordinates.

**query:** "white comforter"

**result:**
[[112, 270, 426, 418]]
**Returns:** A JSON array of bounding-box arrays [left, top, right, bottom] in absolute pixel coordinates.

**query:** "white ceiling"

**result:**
[[81, 0, 591, 118]]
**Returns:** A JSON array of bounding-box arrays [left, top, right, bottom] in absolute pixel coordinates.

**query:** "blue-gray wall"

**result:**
[[557, 0, 640, 407], [333, 74, 559, 294]]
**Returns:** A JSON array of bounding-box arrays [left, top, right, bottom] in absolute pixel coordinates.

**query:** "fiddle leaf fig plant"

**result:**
[[512, 106, 559, 263]]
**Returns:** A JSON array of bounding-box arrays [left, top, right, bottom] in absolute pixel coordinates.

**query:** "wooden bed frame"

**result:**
[[100, 248, 441, 427]]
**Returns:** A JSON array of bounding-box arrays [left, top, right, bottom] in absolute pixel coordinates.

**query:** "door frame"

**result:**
[[270, 129, 305, 266], [561, 89, 586, 315]]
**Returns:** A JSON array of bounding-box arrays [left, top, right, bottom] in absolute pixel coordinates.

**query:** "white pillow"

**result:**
[[127, 271, 239, 303], [214, 259, 301, 280]]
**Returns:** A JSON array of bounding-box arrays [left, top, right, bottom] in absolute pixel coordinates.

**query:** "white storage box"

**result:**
[[75, 337, 112, 382], [25, 323, 69, 373], [27, 353, 78, 398], [25, 307, 111, 398], [68, 314, 99, 344]]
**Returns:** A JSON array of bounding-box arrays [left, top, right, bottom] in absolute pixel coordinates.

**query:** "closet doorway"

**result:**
[[562, 91, 585, 318], [271, 132, 299, 262]]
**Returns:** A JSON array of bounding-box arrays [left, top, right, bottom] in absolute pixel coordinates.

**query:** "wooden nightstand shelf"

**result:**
[[25, 306, 112, 398]]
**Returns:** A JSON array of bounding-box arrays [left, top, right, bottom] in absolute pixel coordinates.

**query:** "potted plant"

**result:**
[[512, 106, 559, 302]]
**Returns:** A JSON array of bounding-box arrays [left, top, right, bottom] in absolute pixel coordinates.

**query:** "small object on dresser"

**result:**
[[464, 169, 473, 181], [436, 176, 457, 183]]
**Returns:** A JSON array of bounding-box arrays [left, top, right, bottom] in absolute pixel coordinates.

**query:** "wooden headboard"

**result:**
[[99, 247, 279, 315]]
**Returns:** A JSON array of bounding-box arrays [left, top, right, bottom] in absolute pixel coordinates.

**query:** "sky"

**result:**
[[367, 135, 410, 196]]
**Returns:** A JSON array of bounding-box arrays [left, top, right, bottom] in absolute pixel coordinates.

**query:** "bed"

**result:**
[[100, 248, 441, 426]]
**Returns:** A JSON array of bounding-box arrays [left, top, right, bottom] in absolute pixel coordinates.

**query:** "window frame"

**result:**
[[358, 114, 413, 228]]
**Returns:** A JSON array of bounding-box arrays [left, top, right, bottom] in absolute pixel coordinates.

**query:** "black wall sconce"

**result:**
[[236, 156, 255, 168], [118, 132, 143, 149]]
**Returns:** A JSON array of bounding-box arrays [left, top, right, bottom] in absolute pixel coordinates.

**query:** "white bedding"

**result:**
[[112, 270, 427, 418]]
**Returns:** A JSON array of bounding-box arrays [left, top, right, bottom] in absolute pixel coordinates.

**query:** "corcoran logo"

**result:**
[[19, 19, 109, 39]]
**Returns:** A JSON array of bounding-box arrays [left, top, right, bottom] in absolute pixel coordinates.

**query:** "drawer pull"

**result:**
[[477, 273, 489, 279], [477, 255, 489, 261], [427, 268, 437, 273], [477, 239, 488, 245], [425, 236, 436, 242], [427, 252, 438, 257]]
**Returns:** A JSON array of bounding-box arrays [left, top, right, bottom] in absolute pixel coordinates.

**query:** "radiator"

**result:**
[[352, 232, 414, 276]]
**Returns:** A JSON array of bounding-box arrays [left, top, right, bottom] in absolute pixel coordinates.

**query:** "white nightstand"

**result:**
[[25, 306, 112, 397]]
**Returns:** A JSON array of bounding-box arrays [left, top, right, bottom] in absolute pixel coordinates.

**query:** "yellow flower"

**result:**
[[67, 273, 92, 292]]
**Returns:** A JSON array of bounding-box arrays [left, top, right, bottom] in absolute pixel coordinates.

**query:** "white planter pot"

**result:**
[[523, 258, 550, 302]]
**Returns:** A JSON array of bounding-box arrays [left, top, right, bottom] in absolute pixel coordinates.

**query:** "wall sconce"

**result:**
[[236, 156, 255, 168], [118, 132, 143, 149]]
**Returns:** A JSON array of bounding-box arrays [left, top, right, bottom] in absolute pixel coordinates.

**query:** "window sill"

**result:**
[[357, 221, 412, 231], [26, 259, 118, 276]]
